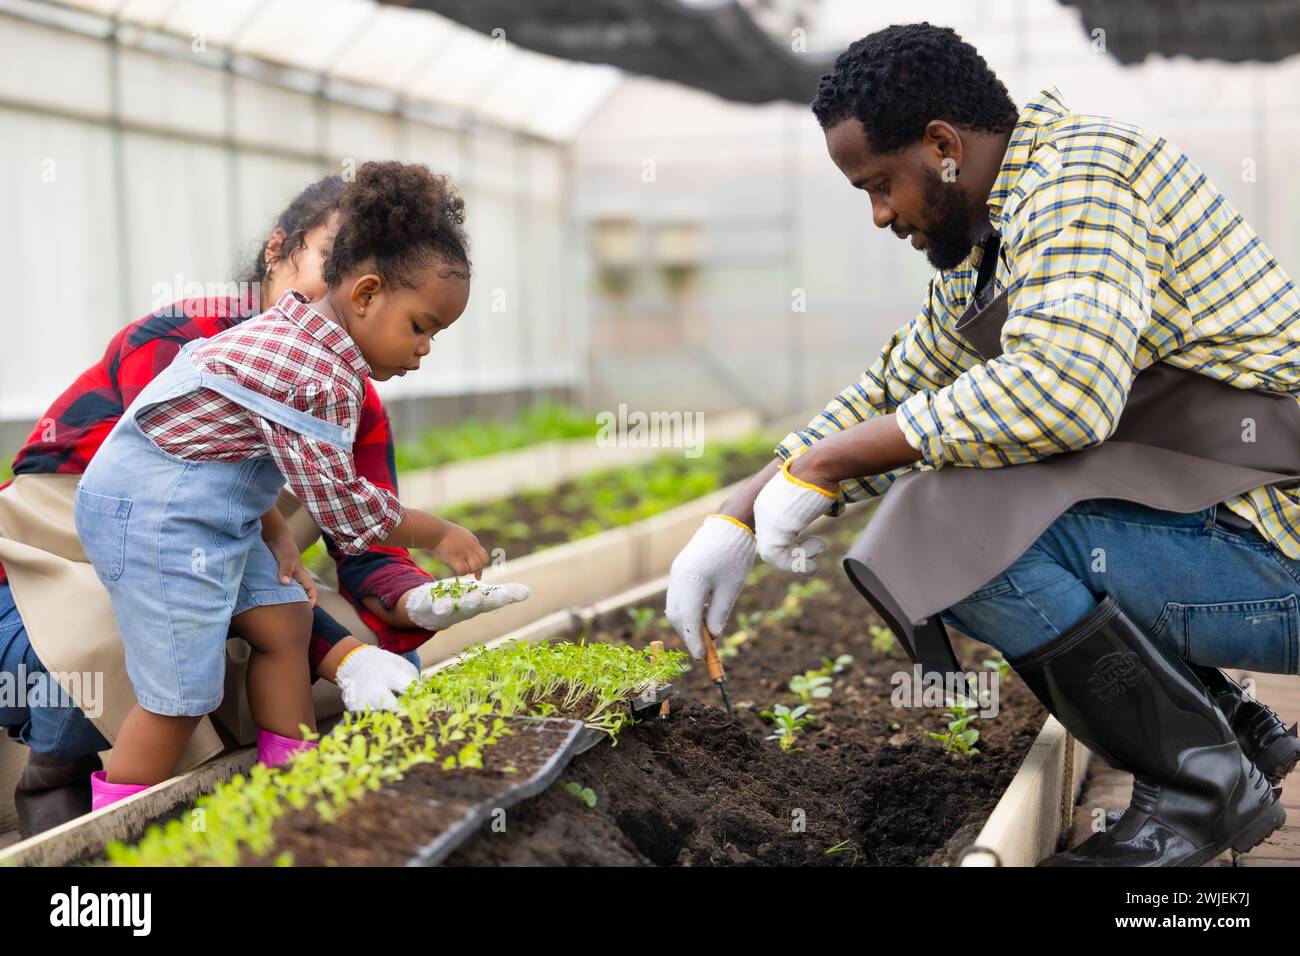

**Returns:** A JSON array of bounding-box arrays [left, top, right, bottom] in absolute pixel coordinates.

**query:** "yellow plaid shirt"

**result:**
[[777, 87, 1300, 557]]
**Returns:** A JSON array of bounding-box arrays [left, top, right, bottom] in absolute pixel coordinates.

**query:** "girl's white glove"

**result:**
[[665, 514, 756, 659], [336, 645, 420, 712], [752, 460, 836, 574], [404, 578, 531, 630]]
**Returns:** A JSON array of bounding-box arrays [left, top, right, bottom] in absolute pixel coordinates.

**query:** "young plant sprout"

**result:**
[[626, 606, 656, 638], [789, 672, 833, 704], [762, 703, 813, 751], [928, 693, 984, 757], [561, 781, 598, 807], [869, 625, 897, 656], [821, 654, 854, 674], [982, 652, 1011, 681]]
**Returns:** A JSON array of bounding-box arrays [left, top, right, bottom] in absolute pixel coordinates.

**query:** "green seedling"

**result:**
[[762, 703, 813, 751], [820, 654, 854, 675], [825, 839, 860, 864], [626, 606, 656, 638], [869, 625, 897, 655], [982, 652, 1011, 681], [561, 781, 598, 808], [928, 693, 982, 756], [789, 672, 833, 704], [718, 612, 760, 659]]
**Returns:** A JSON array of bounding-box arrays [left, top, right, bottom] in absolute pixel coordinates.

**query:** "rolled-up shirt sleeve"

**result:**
[[257, 381, 404, 555], [897, 169, 1153, 469], [775, 268, 979, 513]]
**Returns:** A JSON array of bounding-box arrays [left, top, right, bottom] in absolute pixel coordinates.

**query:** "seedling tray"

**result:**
[[408, 716, 585, 867]]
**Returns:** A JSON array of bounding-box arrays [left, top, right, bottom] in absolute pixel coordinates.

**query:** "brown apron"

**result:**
[[0, 476, 376, 768], [843, 235, 1300, 676]]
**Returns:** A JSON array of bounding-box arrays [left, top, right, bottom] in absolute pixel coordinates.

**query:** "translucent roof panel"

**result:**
[[48, 0, 621, 141]]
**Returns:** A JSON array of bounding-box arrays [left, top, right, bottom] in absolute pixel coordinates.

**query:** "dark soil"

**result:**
[[444, 510, 1046, 867]]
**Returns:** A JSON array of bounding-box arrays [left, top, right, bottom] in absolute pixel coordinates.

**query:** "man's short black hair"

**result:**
[[812, 22, 1020, 153]]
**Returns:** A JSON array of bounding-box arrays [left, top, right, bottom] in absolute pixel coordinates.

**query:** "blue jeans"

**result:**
[[0, 582, 110, 758], [940, 499, 1300, 673]]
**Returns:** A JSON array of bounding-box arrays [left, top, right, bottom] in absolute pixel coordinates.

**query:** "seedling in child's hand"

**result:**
[[762, 703, 812, 751]]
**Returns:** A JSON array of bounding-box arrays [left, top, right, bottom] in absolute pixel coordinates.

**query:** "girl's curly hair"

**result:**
[[323, 160, 471, 289]]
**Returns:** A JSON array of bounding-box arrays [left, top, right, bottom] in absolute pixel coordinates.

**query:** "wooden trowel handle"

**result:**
[[701, 624, 726, 683]]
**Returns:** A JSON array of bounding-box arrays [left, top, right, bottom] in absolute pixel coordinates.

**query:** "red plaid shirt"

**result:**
[[4, 292, 437, 662], [137, 290, 404, 556]]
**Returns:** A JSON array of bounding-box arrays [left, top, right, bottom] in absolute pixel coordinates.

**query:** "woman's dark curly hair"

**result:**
[[323, 161, 471, 290], [811, 23, 1019, 153], [240, 174, 344, 288]]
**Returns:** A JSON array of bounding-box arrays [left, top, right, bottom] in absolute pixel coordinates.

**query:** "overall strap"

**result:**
[[187, 359, 356, 450]]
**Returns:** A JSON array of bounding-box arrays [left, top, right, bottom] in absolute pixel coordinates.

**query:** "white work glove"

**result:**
[[336, 645, 420, 712], [752, 460, 836, 574], [403, 578, 530, 630], [665, 514, 756, 659]]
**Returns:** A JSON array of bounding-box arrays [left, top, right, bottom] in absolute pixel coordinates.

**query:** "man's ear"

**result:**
[[349, 274, 382, 315], [924, 120, 964, 179]]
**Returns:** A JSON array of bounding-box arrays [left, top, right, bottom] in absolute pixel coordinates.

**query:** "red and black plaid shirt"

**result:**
[[2, 293, 437, 661]]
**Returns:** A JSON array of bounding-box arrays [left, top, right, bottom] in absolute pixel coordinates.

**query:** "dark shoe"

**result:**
[[1190, 663, 1300, 783], [1102, 663, 1300, 827], [14, 750, 103, 839], [1008, 595, 1285, 867]]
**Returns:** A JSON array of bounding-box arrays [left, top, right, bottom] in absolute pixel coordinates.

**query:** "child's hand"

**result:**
[[262, 520, 318, 607], [430, 522, 490, 579]]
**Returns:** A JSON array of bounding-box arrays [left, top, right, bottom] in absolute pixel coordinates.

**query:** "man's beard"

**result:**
[[918, 165, 977, 271]]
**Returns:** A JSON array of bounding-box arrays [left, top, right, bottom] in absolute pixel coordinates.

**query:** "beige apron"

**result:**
[[0, 476, 375, 768], [843, 235, 1300, 675]]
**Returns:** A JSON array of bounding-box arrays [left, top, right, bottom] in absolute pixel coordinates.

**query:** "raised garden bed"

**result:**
[[95, 642, 688, 867], [444, 511, 1048, 867]]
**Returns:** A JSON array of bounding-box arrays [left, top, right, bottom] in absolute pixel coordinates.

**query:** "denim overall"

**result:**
[[74, 338, 353, 717]]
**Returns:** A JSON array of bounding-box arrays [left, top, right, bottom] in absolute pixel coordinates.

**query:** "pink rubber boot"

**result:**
[[90, 770, 149, 811], [256, 728, 318, 768]]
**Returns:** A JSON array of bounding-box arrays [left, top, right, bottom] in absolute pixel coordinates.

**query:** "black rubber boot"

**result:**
[[1190, 663, 1300, 783], [1008, 595, 1285, 867], [1103, 663, 1300, 827], [14, 750, 102, 840]]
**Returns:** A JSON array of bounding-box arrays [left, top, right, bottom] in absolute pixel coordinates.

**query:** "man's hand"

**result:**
[[404, 578, 530, 630], [262, 509, 318, 607], [335, 645, 420, 712], [752, 459, 837, 575], [665, 515, 756, 659]]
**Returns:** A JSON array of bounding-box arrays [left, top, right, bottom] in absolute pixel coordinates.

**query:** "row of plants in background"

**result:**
[[392, 400, 602, 472], [763, 653, 855, 751], [306, 434, 779, 581], [105, 639, 684, 866]]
